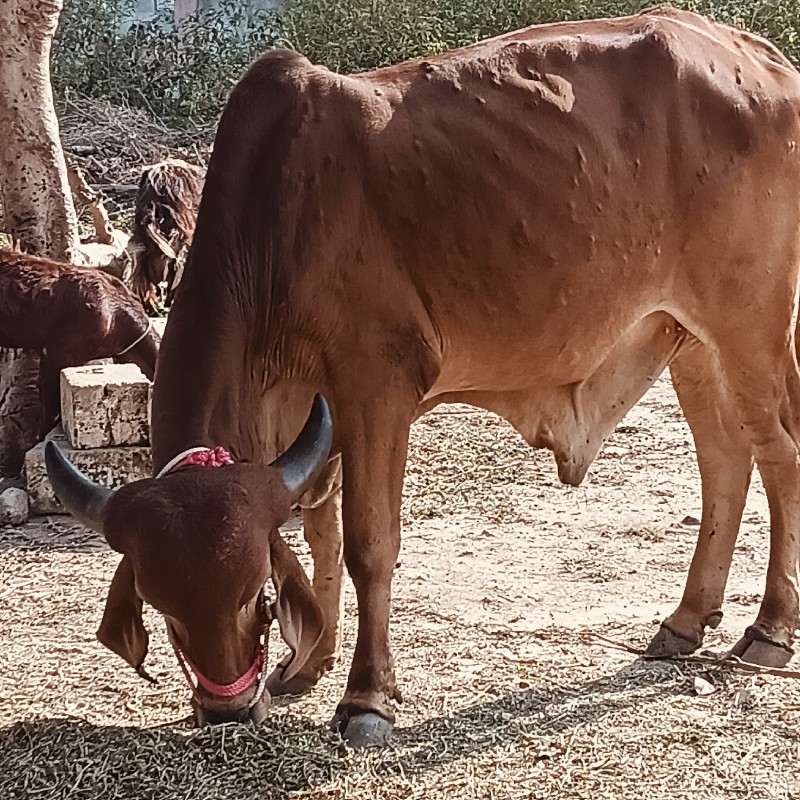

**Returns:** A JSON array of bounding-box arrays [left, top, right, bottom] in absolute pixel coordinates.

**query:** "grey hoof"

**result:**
[[341, 713, 393, 748], [730, 633, 793, 668], [645, 625, 700, 658]]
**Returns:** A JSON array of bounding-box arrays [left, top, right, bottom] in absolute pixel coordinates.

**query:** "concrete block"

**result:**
[[24, 427, 152, 515], [61, 364, 150, 449], [0, 487, 28, 525]]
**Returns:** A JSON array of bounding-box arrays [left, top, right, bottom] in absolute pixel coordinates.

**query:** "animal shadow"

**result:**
[[0, 714, 349, 800], [381, 659, 688, 775]]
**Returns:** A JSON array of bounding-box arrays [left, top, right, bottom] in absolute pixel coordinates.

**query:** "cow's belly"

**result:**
[[423, 310, 687, 485], [425, 296, 665, 392]]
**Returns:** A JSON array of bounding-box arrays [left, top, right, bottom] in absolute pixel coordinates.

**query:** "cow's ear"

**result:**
[[268, 530, 324, 682], [97, 556, 154, 683]]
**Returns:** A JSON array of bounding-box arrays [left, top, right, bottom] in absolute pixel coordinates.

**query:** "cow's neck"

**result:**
[[149, 288, 262, 474], [150, 284, 318, 475]]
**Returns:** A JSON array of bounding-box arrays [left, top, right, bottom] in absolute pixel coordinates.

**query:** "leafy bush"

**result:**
[[54, 0, 280, 123], [53, 0, 800, 127]]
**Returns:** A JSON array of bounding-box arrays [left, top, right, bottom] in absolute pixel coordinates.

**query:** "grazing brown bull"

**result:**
[[128, 158, 205, 312], [0, 249, 160, 437], [47, 6, 800, 745]]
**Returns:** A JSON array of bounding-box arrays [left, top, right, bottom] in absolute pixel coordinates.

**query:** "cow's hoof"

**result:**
[[644, 625, 700, 658], [265, 666, 317, 697], [730, 629, 793, 668], [339, 712, 393, 748]]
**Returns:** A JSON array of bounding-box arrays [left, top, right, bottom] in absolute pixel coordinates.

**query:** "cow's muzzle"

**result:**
[[170, 590, 274, 726], [191, 688, 272, 726]]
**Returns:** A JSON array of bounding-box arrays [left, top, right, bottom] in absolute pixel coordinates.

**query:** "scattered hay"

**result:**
[[2, 379, 800, 799], [403, 406, 548, 524]]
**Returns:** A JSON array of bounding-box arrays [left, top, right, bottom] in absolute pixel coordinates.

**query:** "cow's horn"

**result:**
[[45, 441, 113, 534], [271, 394, 333, 500]]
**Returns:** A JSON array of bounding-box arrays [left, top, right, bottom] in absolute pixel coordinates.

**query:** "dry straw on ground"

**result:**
[[2, 378, 800, 799]]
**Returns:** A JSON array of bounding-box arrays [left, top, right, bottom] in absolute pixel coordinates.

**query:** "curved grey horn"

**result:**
[[271, 394, 333, 500], [45, 441, 113, 534]]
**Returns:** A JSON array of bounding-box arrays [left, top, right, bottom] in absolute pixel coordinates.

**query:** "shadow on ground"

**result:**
[[0, 658, 688, 798], [377, 659, 687, 776], [0, 712, 348, 799]]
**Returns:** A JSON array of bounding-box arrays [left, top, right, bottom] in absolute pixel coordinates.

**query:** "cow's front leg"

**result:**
[[331, 397, 414, 747], [267, 457, 345, 695]]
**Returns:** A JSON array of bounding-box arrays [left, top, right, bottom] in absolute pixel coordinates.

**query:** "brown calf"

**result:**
[[0, 249, 160, 439]]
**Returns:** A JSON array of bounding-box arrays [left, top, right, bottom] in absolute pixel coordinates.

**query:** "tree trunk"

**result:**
[[0, 0, 80, 476], [0, 0, 79, 257], [0, 350, 41, 477]]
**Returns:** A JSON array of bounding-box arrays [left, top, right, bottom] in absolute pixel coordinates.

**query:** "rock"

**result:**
[[61, 364, 150, 449], [24, 427, 152, 514], [0, 476, 25, 493], [0, 487, 28, 525]]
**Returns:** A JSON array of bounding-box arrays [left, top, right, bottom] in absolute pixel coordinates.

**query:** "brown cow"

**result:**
[[0, 249, 160, 438], [47, 7, 800, 746], [128, 158, 205, 313]]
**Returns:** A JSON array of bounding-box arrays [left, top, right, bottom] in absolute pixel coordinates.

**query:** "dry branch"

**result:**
[[591, 632, 800, 679], [67, 160, 115, 244], [652, 652, 800, 680]]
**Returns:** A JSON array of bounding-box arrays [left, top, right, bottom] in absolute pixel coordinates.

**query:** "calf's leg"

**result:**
[[37, 356, 60, 439]]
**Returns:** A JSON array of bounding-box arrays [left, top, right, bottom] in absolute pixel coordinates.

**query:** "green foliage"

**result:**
[[54, 0, 280, 123], [52, 0, 800, 127]]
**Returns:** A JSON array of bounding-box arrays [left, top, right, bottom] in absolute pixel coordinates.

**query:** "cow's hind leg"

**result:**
[[646, 340, 753, 657], [710, 334, 800, 665], [267, 458, 345, 695]]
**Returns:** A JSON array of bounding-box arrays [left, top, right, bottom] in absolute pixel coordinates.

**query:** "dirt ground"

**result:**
[[1, 374, 799, 800]]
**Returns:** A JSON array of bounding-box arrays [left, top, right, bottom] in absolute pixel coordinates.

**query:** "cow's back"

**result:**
[[170, 7, 800, 399], [306, 8, 800, 384]]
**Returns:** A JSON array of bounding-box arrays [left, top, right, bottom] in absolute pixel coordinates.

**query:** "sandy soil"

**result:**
[[1, 374, 798, 800]]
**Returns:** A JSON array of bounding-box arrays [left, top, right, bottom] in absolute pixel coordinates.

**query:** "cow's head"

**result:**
[[127, 159, 204, 313], [45, 396, 332, 725]]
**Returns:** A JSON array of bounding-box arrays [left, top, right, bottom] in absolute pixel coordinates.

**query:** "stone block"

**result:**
[[24, 427, 152, 515], [0, 487, 28, 525], [61, 364, 150, 449]]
